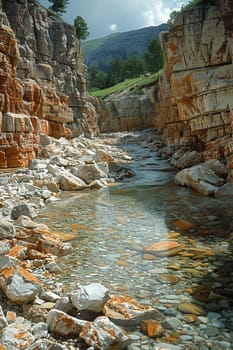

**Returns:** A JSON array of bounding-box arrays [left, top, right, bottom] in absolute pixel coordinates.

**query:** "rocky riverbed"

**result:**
[[0, 129, 232, 349]]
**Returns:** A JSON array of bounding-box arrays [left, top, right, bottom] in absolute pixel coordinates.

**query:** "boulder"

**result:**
[[71, 163, 106, 184], [15, 215, 46, 229], [0, 256, 19, 270], [80, 316, 131, 350], [0, 220, 16, 239], [59, 173, 88, 191], [96, 149, 116, 163], [71, 283, 110, 312], [0, 266, 43, 304], [174, 164, 225, 195], [46, 309, 87, 336], [1, 325, 35, 349], [104, 295, 160, 326], [0, 241, 11, 255], [173, 150, 203, 169], [31, 322, 49, 340], [11, 203, 38, 220], [28, 159, 48, 170]]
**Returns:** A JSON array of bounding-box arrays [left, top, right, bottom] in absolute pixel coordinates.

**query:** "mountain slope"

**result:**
[[83, 24, 168, 71]]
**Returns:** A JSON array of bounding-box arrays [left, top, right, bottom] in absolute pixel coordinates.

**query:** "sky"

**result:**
[[39, 0, 189, 40]]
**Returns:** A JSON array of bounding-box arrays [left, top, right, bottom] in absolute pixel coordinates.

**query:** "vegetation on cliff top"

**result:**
[[168, 0, 215, 24], [91, 70, 162, 98], [88, 37, 164, 92], [48, 0, 69, 15]]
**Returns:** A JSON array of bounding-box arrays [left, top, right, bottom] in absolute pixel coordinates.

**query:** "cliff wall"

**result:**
[[0, 0, 99, 168], [99, 87, 156, 132], [155, 0, 233, 180]]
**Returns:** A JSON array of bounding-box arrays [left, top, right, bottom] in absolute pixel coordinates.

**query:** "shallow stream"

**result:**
[[38, 132, 233, 349]]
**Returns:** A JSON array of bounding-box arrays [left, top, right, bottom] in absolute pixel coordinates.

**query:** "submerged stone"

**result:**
[[178, 302, 206, 316], [144, 241, 183, 256]]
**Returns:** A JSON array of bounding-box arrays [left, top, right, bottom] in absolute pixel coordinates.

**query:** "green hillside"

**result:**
[[92, 70, 162, 99], [83, 24, 168, 71]]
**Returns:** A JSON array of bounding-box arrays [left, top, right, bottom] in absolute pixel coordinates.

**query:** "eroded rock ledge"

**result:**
[[0, 0, 99, 168], [155, 0, 233, 181]]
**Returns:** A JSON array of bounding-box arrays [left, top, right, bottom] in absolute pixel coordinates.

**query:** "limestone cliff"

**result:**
[[99, 87, 156, 132], [0, 0, 99, 168], [155, 0, 233, 181]]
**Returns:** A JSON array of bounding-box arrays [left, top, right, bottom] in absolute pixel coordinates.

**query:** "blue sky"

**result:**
[[39, 0, 189, 40]]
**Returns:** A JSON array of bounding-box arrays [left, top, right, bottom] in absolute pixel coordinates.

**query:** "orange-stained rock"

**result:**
[[172, 219, 195, 231], [142, 253, 158, 260], [0, 266, 43, 304], [16, 227, 73, 256], [80, 316, 131, 350], [155, 1, 233, 181], [1, 327, 35, 349], [47, 309, 87, 337], [0, 0, 100, 169], [141, 320, 165, 338], [160, 274, 180, 284], [104, 295, 160, 326], [185, 247, 214, 257], [144, 241, 184, 256], [8, 245, 27, 260], [183, 314, 197, 323]]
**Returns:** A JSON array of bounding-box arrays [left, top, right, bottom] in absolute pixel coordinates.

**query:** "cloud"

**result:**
[[38, 0, 189, 39], [143, 0, 172, 27], [109, 24, 118, 32]]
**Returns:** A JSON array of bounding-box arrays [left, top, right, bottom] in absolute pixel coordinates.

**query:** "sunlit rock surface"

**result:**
[[0, 0, 99, 168], [155, 0, 233, 181]]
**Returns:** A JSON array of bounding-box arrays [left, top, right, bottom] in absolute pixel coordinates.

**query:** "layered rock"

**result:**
[[99, 87, 156, 132], [0, 0, 99, 168], [155, 0, 233, 181]]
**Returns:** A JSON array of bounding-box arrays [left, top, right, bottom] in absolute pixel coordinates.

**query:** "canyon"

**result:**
[[1, 0, 233, 184], [0, 1, 232, 349], [0, 0, 99, 168]]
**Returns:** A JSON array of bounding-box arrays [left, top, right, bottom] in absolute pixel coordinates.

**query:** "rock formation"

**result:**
[[155, 0, 233, 181], [99, 87, 156, 132], [0, 0, 99, 168]]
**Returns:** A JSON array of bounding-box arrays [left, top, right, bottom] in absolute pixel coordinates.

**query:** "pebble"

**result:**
[[205, 325, 219, 337], [162, 317, 183, 330]]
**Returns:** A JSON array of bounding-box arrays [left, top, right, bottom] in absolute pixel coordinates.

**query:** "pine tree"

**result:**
[[48, 0, 69, 15], [144, 38, 164, 73], [74, 16, 90, 41]]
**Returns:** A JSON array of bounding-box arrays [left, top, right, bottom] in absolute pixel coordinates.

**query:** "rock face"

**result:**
[[155, 0, 233, 181], [99, 87, 156, 132], [0, 0, 99, 168]]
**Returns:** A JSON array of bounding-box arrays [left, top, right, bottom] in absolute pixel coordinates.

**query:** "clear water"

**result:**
[[38, 134, 233, 347]]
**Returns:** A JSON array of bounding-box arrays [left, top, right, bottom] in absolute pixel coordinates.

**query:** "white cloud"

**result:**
[[143, 0, 172, 27], [38, 0, 191, 39], [109, 23, 118, 32]]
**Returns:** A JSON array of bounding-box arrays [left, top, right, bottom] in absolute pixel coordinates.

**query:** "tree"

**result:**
[[74, 16, 90, 41], [144, 38, 164, 73], [124, 56, 145, 79], [48, 0, 69, 15], [167, 0, 208, 25]]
